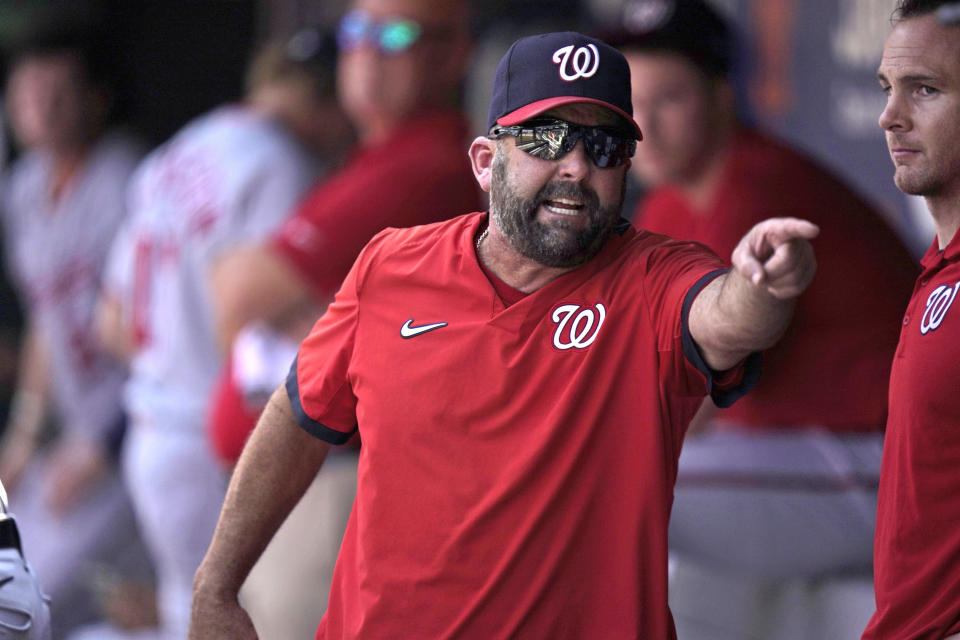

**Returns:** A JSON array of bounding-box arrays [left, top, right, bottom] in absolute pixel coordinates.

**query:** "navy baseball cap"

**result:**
[[487, 31, 643, 140]]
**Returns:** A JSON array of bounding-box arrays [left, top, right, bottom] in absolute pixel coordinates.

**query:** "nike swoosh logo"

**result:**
[[400, 319, 448, 338]]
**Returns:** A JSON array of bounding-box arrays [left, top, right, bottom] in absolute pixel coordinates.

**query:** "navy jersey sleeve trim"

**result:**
[[681, 269, 762, 409], [285, 355, 357, 445]]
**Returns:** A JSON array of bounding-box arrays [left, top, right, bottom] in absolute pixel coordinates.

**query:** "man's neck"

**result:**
[[476, 223, 575, 293], [675, 125, 736, 211], [924, 191, 960, 249], [923, 184, 960, 250]]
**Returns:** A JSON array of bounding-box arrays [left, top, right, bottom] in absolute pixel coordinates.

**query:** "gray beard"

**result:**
[[489, 150, 625, 269]]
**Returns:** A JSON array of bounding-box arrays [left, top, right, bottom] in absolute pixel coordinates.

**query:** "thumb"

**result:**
[[736, 252, 766, 285]]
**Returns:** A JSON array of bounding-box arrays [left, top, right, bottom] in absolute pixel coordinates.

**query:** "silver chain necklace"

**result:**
[[476, 227, 489, 252]]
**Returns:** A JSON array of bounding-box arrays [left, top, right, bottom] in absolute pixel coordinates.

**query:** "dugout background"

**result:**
[[0, 0, 928, 428]]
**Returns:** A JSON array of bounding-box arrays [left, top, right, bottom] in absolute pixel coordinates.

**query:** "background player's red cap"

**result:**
[[486, 31, 643, 140]]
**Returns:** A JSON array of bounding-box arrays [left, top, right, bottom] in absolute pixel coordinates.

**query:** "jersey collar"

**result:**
[[921, 229, 960, 271]]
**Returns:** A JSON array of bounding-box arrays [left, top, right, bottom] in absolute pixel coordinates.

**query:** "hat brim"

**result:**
[[497, 96, 643, 140]]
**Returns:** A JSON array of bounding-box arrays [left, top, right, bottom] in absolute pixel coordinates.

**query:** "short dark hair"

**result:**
[[601, 0, 733, 79], [5, 11, 118, 92], [245, 26, 338, 99], [894, 0, 950, 20]]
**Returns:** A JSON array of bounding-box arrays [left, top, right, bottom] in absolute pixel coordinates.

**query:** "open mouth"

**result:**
[[542, 198, 584, 216]]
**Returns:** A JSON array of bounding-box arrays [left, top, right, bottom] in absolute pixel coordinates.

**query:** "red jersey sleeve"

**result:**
[[285, 232, 390, 442], [638, 237, 759, 407]]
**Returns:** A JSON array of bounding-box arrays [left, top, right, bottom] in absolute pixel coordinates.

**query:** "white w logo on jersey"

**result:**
[[920, 281, 959, 335], [552, 44, 600, 81], [552, 303, 605, 350]]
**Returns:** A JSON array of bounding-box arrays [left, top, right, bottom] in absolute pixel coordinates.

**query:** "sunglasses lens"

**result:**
[[583, 129, 636, 168], [337, 10, 423, 54], [495, 120, 635, 168], [513, 123, 572, 161], [379, 20, 422, 53]]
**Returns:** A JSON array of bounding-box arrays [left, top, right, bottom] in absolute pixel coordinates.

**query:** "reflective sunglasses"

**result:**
[[489, 118, 637, 168], [337, 10, 425, 55]]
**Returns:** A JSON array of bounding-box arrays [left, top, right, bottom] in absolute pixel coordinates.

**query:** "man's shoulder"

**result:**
[[135, 106, 312, 192], [599, 223, 723, 277], [347, 213, 480, 290], [615, 222, 713, 255], [166, 105, 305, 163], [369, 213, 480, 255]]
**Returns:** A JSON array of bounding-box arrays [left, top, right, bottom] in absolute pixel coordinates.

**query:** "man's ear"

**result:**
[[469, 136, 496, 193]]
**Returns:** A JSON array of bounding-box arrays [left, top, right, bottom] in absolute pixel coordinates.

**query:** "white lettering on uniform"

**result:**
[[552, 44, 600, 82], [920, 281, 959, 334], [552, 303, 606, 350]]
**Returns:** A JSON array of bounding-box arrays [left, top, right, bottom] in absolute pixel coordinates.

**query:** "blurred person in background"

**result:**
[[866, 2, 960, 638], [0, 112, 23, 435], [204, 1, 480, 635], [90, 27, 349, 640], [608, 0, 918, 637], [0, 17, 152, 638], [0, 479, 52, 640]]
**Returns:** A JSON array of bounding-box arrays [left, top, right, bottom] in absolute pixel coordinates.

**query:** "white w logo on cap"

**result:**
[[552, 44, 600, 81]]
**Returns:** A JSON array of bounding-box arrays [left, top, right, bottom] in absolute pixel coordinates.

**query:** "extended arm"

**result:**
[[189, 385, 331, 639], [689, 217, 819, 372]]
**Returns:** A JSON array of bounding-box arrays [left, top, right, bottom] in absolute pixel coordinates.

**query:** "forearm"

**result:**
[[193, 385, 331, 600], [691, 217, 818, 372], [690, 270, 795, 372], [716, 268, 794, 353]]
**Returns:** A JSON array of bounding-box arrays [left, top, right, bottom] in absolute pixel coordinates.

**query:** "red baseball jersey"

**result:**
[[635, 128, 916, 432], [863, 234, 960, 640], [289, 212, 757, 639]]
